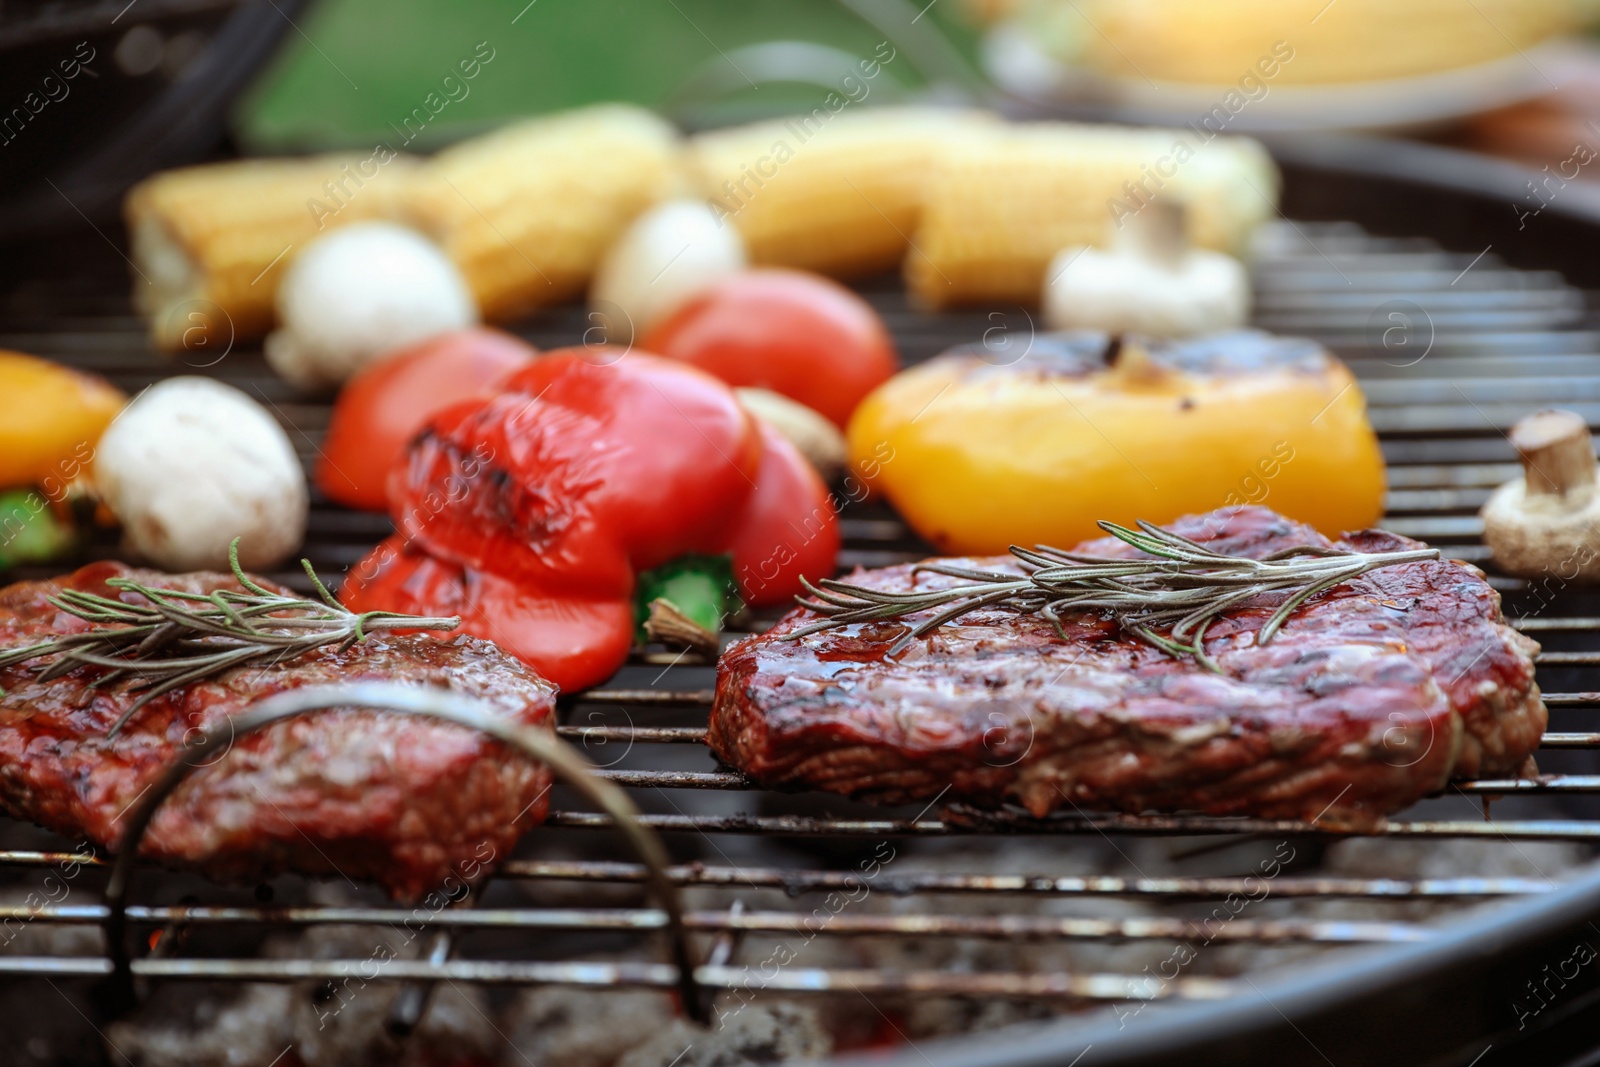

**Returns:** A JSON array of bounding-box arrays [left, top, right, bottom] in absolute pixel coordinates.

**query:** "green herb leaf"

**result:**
[[789, 520, 1439, 670], [0, 552, 460, 738]]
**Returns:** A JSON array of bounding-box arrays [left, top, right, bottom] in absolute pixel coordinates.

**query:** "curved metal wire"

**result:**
[[99, 682, 705, 1022], [663, 40, 912, 125]]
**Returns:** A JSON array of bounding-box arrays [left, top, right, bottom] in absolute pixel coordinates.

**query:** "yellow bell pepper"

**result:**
[[0, 350, 125, 492], [846, 331, 1385, 554]]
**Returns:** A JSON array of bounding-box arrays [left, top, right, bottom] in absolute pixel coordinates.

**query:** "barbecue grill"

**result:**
[[4, 134, 1600, 1067]]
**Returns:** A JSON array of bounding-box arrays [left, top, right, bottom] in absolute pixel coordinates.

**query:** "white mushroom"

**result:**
[[1042, 200, 1250, 337], [95, 377, 308, 572], [590, 200, 746, 343], [1482, 408, 1600, 581], [735, 388, 847, 482], [265, 221, 477, 390]]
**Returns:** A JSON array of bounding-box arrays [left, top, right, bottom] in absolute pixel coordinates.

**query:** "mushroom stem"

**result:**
[[644, 597, 721, 658], [1511, 409, 1597, 498], [1106, 336, 1168, 387], [1116, 200, 1188, 268]]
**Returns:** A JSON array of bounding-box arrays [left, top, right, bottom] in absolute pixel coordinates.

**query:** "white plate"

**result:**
[[983, 25, 1579, 133]]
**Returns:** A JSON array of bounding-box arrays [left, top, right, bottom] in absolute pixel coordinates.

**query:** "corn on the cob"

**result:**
[[1021, 0, 1580, 86], [906, 123, 1277, 309], [686, 107, 999, 279], [399, 104, 683, 322], [126, 153, 416, 352]]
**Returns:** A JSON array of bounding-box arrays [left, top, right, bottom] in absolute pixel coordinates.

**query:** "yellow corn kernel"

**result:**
[[125, 153, 416, 351], [401, 104, 683, 322], [687, 107, 999, 279], [906, 123, 1277, 309]]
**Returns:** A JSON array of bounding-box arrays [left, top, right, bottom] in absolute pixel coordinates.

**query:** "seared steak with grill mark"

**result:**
[[709, 507, 1545, 828], [0, 562, 556, 900]]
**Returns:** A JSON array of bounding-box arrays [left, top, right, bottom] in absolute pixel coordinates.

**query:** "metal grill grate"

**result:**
[[2, 218, 1599, 1040]]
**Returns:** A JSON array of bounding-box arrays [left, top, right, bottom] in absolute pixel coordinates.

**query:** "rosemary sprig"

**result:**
[[791, 520, 1440, 670], [0, 540, 460, 737]]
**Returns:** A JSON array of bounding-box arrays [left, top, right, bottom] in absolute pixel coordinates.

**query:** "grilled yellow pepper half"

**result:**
[[847, 331, 1385, 553], [0, 350, 125, 492]]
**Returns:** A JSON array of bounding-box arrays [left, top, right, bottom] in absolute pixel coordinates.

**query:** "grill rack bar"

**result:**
[[0, 851, 1549, 900], [577, 689, 1600, 708], [0, 903, 1435, 944], [542, 811, 1600, 841], [590, 768, 1600, 796], [563, 725, 1600, 750], [590, 641, 1600, 670], [0, 956, 1240, 1002]]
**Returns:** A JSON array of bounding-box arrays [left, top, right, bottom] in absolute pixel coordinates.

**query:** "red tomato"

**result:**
[[725, 421, 840, 606], [342, 535, 635, 693], [639, 269, 898, 428], [317, 328, 536, 511]]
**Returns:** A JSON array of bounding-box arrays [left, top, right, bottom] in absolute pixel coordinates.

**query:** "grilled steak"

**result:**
[[709, 507, 1545, 828], [0, 562, 556, 899]]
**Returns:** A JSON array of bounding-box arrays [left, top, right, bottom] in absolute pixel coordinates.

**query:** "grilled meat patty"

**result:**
[[0, 562, 556, 899], [710, 507, 1545, 828]]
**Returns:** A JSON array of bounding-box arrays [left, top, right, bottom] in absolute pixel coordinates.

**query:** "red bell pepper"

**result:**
[[317, 328, 537, 512], [724, 421, 840, 607], [340, 537, 637, 693], [342, 348, 838, 692]]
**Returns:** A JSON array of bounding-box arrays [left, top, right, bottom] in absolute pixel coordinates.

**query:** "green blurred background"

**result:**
[[237, 0, 985, 151]]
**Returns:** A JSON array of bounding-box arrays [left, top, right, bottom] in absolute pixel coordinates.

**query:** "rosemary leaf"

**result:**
[[787, 520, 1440, 671], [0, 538, 460, 738]]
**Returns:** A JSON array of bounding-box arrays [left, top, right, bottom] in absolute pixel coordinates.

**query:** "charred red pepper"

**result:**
[[724, 421, 840, 607], [342, 348, 839, 692], [317, 328, 537, 512], [340, 539, 638, 693]]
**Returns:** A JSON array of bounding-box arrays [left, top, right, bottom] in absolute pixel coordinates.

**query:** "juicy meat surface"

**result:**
[[709, 507, 1546, 827], [0, 562, 557, 900]]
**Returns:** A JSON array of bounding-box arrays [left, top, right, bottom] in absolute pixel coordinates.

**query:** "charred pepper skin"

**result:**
[[846, 330, 1385, 554], [316, 328, 536, 513], [391, 351, 762, 594], [342, 538, 637, 694]]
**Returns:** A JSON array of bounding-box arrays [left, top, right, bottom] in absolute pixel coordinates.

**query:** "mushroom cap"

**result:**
[[94, 376, 308, 571], [1480, 476, 1600, 582], [1043, 244, 1249, 338], [267, 222, 478, 389], [590, 199, 747, 342], [735, 387, 846, 482]]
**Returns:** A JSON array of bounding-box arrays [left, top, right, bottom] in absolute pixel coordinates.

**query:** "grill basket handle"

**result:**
[[98, 682, 707, 1023]]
